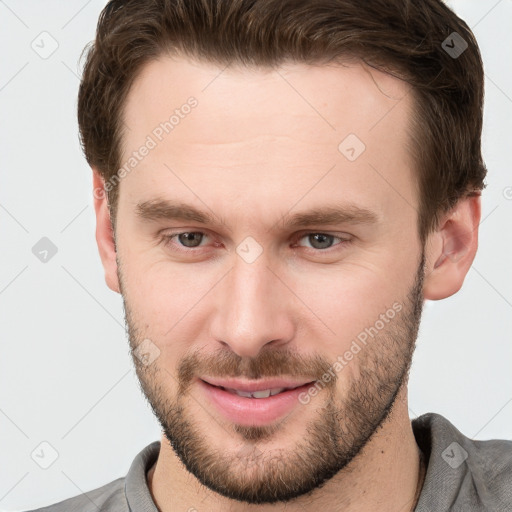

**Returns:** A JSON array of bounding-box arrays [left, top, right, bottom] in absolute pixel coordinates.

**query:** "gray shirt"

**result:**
[[25, 413, 512, 511]]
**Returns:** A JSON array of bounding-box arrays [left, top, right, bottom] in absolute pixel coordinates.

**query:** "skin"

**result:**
[[92, 55, 481, 512]]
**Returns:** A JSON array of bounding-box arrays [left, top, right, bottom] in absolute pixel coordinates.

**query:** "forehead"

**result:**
[[119, 55, 417, 230], [123, 54, 412, 142]]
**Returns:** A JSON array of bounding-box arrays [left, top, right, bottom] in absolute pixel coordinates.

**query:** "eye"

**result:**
[[162, 231, 209, 250], [161, 230, 351, 254], [294, 232, 351, 251]]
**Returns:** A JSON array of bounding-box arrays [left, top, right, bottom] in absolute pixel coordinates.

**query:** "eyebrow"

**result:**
[[135, 198, 380, 230]]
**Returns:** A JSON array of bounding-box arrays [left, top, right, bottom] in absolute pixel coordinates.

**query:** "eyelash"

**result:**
[[160, 230, 352, 255]]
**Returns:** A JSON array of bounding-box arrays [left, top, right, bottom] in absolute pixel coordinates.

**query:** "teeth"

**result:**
[[231, 389, 253, 398], [251, 389, 272, 398], [224, 387, 288, 398], [269, 387, 287, 396]]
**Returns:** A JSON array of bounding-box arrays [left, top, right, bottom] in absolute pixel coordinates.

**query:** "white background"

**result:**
[[1, 0, 511, 510]]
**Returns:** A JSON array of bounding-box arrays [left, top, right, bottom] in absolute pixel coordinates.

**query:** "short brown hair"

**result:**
[[77, 0, 487, 246]]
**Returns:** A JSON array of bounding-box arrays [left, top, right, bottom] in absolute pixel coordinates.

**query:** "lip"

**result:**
[[198, 378, 315, 426], [200, 377, 313, 393]]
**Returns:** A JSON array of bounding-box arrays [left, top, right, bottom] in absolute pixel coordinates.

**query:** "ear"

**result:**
[[423, 194, 481, 300], [92, 169, 120, 293]]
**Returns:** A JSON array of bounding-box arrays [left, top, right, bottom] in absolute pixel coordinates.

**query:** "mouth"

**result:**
[[200, 375, 315, 392], [198, 379, 316, 426], [203, 381, 309, 398]]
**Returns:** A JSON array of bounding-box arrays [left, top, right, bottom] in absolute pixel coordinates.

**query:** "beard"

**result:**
[[118, 249, 426, 505]]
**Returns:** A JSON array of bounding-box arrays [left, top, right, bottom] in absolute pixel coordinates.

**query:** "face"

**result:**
[[114, 55, 425, 504]]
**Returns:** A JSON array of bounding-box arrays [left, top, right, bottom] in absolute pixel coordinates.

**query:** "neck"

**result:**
[[147, 386, 424, 512]]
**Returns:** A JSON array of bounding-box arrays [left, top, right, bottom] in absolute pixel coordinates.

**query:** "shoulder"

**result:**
[[467, 435, 512, 498], [413, 412, 512, 511], [23, 440, 160, 512], [415, 411, 512, 473], [23, 477, 127, 512]]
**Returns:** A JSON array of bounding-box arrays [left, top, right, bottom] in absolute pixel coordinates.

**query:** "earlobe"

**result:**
[[92, 169, 121, 293], [423, 195, 481, 301]]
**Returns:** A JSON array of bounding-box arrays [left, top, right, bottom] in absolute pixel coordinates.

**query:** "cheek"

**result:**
[[296, 270, 408, 389], [293, 260, 402, 330], [122, 260, 216, 354]]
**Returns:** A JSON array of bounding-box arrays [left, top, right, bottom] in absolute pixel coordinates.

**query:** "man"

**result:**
[[27, 0, 511, 511]]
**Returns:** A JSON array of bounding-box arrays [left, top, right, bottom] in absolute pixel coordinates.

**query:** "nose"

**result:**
[[208, 253, 296, 358]]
